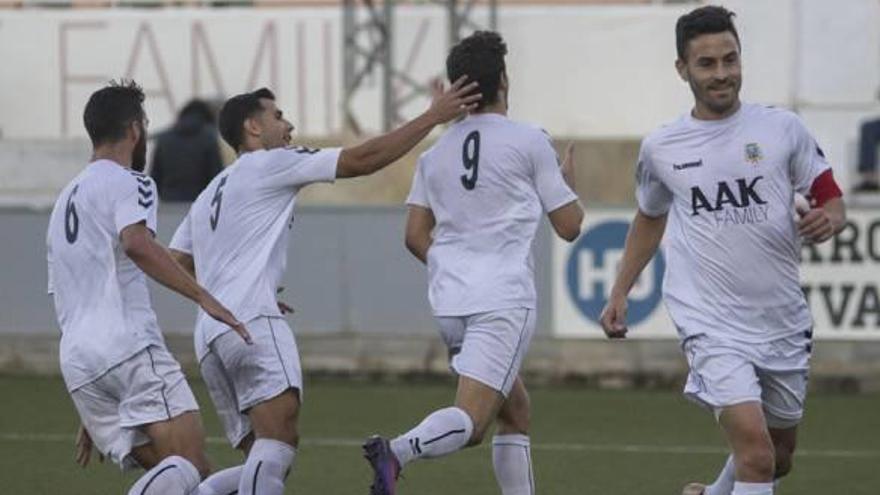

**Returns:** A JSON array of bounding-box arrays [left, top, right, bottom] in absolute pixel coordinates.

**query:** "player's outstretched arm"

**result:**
[[405, 205, 436, 264], [121, 223, 252, 344], [336, 76, 481, 179], [599, 210, 667, 338]]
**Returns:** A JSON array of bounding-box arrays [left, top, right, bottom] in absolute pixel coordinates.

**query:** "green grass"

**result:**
[[1, 375, 878, 494]]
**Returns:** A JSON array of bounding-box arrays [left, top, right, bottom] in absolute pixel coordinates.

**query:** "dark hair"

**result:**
[[675, 5, 740, 60], [82, 79, 146, 147], [178, 99, 216, 125], [219, 88, 275, 151], [446, 31, 507, 111]]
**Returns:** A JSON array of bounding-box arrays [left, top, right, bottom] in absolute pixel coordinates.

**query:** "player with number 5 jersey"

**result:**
[[169, 82, 481, 495], [362, 31, 584, 495]]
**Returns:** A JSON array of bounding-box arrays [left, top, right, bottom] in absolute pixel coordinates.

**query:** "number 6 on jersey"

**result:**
[[460, 130, 480, 190]]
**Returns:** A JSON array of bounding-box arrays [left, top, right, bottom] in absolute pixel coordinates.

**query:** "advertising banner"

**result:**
[[554, 209, 880, 340]]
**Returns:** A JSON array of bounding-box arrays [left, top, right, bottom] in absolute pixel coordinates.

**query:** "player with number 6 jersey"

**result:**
[[362, 31, 584, 495], [47, 80, 249, 495], [169, 82, 481, 495]]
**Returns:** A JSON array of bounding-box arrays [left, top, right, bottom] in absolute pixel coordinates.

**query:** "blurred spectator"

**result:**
[[149, 99, 224, 201], [854, 116, 880, 193]]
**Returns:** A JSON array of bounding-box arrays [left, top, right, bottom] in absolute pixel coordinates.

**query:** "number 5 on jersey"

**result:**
[[210, 176, 228, 231], [461, 131, 480, 190]]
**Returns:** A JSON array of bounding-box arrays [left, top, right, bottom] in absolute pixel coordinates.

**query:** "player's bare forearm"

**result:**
[[610, 210, 667, 298], [405, 206, 435, 264], [170, 249, 196, 278], [122, 225, 207, 304], [337, 112, 438, 178], [336, 77, 481, 178], [823, 197, 846, 236], [407, 236, 432, 264]]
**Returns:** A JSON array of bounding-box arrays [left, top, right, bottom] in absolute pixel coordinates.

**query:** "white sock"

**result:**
[[705, 455, 736, 495], [238, 439, 296, 495], [492, 434, 535, 495], [389, 406, 474, 467], [195, 465, 244, 495], [127, 455, 201, 495], [732, 481, 774, 495]]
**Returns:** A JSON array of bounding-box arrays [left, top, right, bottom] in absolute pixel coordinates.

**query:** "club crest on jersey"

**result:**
[[744, 142, 763, 165]]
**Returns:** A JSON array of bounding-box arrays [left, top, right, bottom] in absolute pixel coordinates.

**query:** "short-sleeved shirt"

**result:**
[[407, 113, 578, 316], [47, 160, 162, 392], [636, 103, 831, 343], [170, 146, 340, 357]]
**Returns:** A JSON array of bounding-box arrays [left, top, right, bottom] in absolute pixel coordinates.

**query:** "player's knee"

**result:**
[[738, 446, 776, 480], [190, 456, 212, 480], [466, 418, 491, 447]]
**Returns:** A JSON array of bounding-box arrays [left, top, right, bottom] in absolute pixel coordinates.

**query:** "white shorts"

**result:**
[[436, 308, 536, 397], [683, 331, 812, 429], [69, 345, 199, 470], [199, 316, 302, 448]]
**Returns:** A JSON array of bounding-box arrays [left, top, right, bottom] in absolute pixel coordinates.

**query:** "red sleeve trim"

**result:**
[[809, 169, 843, 207]]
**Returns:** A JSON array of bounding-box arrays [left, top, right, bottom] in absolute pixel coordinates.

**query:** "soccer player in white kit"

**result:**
[[46, 81, 250, 495], [599, 7, 846, 495], [167, 81, 481, 495], [363, 31, 585, 495]]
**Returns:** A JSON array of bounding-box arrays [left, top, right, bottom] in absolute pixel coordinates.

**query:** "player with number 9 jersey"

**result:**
[[362, 31, 584, 495]]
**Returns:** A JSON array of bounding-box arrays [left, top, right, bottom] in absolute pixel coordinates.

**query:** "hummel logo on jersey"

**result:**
[[673, 160, 703, 171], [690, 176, 768, 225], [137, 179, 154, 209]]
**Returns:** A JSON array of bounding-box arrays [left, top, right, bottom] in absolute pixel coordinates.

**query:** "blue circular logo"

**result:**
[[565, 220, 665, 325]]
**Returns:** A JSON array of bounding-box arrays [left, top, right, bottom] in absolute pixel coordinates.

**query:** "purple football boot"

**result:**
[[363, 435, 401, 495]]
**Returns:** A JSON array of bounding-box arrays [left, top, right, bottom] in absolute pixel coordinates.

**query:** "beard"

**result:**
[[692, 76, 741, 116], [131, 132, 147, 172]]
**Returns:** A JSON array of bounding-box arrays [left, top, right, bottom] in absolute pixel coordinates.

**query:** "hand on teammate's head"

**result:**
[[427, 75, 482, 124]]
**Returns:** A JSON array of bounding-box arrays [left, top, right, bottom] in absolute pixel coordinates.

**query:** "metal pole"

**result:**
[[383, 0, 395, 131]]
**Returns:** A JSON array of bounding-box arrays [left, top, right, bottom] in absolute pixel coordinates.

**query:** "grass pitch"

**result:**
[[1, 375, 877, 494]]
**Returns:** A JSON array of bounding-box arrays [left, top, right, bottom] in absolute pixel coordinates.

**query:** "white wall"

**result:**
[[1, 1, 877, 183]]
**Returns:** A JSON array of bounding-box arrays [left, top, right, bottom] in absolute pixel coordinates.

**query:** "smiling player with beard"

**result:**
[[599, 6, 846, 495]]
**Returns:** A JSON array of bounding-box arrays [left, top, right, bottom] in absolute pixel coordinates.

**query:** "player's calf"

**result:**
[[769, 426, 798, 479]]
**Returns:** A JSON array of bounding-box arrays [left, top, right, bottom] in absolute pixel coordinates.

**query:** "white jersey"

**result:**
[[170, 146, 340, 357], [47, 160, 163, 392], [407, 113, 578, 316], [636, 103, 831, 343]]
